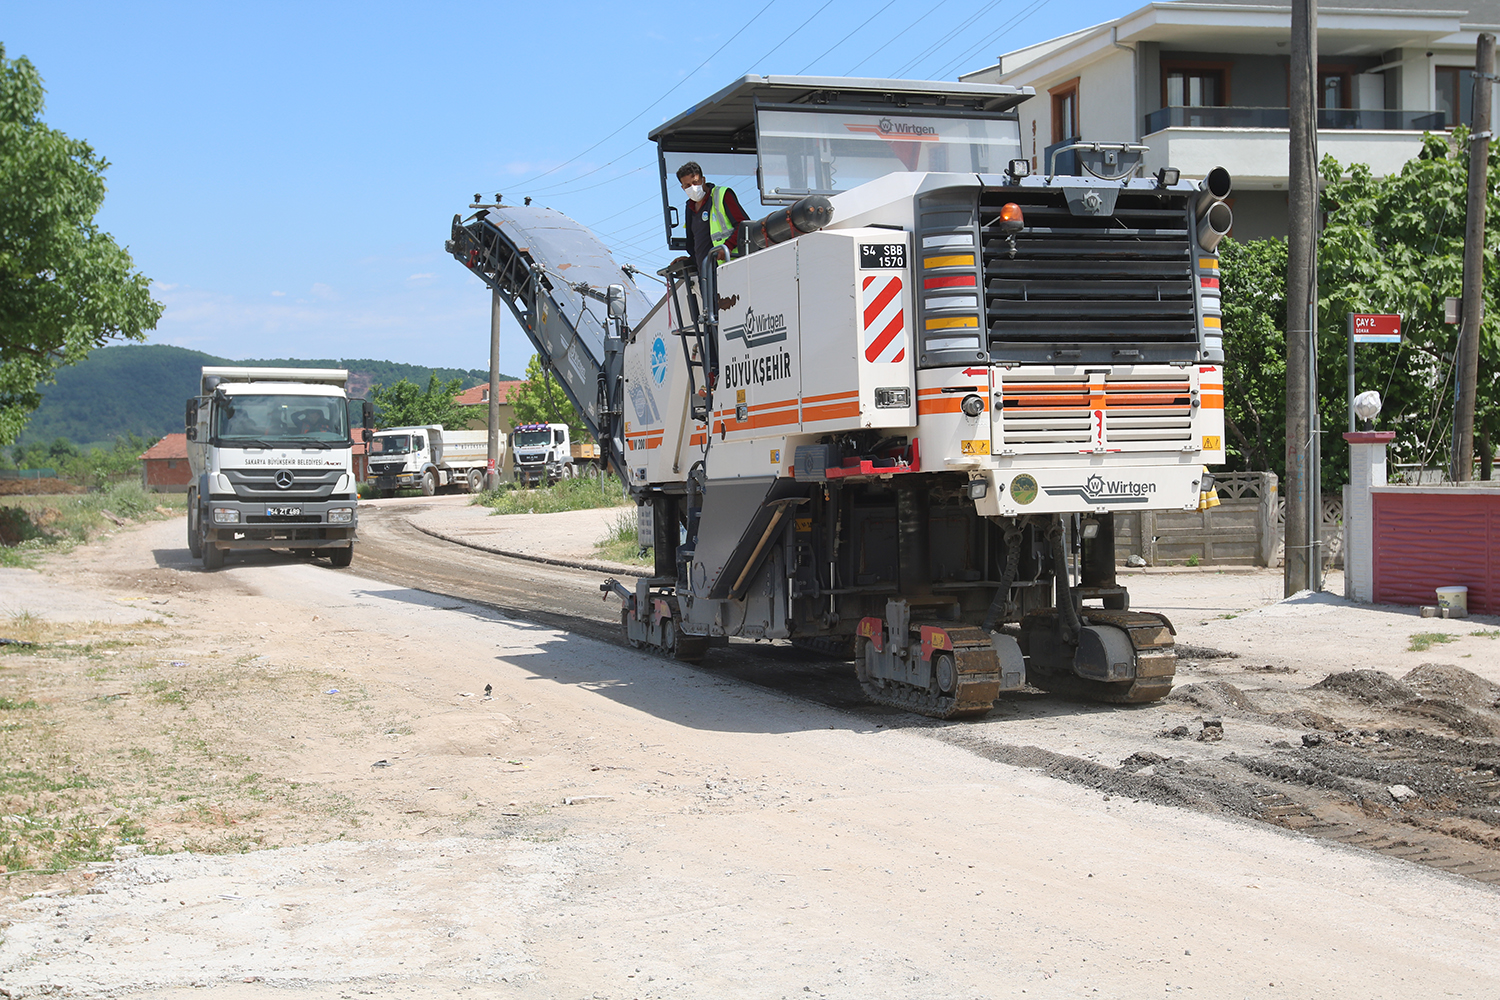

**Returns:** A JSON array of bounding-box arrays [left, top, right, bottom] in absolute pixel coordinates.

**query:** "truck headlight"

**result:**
[[212, 508, 240, 524], [328, 507, 354, 524]]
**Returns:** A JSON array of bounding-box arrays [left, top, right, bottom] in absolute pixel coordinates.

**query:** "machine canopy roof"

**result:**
[[648, 74, 1033, 153]]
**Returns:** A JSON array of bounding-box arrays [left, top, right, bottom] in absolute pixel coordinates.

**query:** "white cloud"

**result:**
[[271, 290, 286, 297], [310, 282, 338, 301], [406, 273, 434, 282]]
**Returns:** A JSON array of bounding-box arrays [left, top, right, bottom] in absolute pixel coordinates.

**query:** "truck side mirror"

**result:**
[[607, 283, 627, 320], [363, 428, 372, 444], [184, 399, 198, 440], [361, 399, 375, 430]]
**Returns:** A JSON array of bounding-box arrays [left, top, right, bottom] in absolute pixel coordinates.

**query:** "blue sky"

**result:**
[[4, 0, 1135, 376]]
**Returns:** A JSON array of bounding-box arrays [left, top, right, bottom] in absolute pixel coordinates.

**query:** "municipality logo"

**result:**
[[650, 336, 668, 385], [722, 305, 788, 348]]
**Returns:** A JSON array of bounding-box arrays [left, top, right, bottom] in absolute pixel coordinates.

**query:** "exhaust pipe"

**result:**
[[743, 195, 834, 253], [1194, 165, 1232, 215], [1197, 200, 1233, 252]]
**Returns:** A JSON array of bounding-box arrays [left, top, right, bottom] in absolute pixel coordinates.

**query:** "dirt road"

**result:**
[[0, 506, 1497, 998]]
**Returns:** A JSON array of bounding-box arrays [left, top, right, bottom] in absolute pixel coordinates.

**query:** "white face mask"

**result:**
[[684, 183, 705, 202]]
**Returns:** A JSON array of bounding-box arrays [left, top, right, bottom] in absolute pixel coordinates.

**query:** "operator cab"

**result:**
[[648, 75, 1032, 251]]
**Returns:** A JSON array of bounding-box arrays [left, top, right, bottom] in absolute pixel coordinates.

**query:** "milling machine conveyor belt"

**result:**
[[446, 205, 654, 479]]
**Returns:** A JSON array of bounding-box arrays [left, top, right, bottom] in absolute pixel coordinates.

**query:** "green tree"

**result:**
[[511, 354, 590, 437], [1218, 128, 1500, 485], [0, 46, 162, 445], [370, 373, 479, 429]]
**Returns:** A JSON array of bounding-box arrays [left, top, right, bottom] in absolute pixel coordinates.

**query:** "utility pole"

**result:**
[[486, 287, 503, 490], [1453, 32, 1494, 483], [1286, 0, 1320, 596]]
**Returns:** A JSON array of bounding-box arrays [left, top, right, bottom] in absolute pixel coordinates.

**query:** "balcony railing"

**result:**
[[1144, 106, 1447, 133]]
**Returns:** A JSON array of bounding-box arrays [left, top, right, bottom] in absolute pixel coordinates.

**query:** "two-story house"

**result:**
[[960, 0, 1499, 238]]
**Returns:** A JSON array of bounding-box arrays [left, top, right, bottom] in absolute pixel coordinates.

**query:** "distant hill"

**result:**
[[17, 345, 515, 449]]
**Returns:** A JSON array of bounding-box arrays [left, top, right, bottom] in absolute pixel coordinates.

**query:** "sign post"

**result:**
[[1347, 313, 1402, 431]]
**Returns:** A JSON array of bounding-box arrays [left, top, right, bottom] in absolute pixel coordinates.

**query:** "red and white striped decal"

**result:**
[[861, 274, 907, 364]]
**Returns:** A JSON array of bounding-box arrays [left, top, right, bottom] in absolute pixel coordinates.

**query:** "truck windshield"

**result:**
[[372, 435, 412, 455], [215, 394, 349, 446], [513, 430, 550, 448], [756, 108, 1023, 201]]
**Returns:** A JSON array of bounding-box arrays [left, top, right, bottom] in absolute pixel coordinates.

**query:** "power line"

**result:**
[[502, 0, 778, 191], [524, 143, 650, 197], [932, 0, 1053, 80], [796, 0, 898, 74], [740, 0, 837, 73], [845, 2, 949, 76], [891, 0, 1007, 80], [584, 193, 660, 229]]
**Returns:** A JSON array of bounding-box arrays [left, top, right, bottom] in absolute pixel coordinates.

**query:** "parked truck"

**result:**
[[512, 423, 588, 485], [185, 366, 371, 570], [366, 425, 505, 496], [448, 75, 1232, 719]]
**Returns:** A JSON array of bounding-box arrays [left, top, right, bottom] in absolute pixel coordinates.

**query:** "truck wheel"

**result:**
[[420, 470, 437, 496], [328, 545, 353, 568], [187, 489, 202, 558], [466, 469, 483, 493], [201, 527, 225, 570]]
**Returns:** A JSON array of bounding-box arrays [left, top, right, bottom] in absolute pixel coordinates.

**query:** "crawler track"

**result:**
[[856, 625, 1001, 719]]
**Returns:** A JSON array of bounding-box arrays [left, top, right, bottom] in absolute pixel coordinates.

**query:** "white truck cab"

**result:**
[[512, 422, 573, 486], [185, 366, 371, 570]]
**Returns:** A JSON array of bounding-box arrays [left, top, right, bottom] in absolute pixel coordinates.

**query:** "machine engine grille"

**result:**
[[980, 189, 1197, 364], [999, 369, 1194, 447]]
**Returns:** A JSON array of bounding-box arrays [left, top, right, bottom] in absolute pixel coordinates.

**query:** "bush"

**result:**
[[474, 474, 630, 515]]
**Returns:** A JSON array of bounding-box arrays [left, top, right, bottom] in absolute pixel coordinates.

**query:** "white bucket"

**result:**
[[1436, 586, 1469, 618]]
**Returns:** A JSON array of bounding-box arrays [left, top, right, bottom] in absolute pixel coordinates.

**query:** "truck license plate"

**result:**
[[265, 506, 301, 517], [859, 243, 907, 269]]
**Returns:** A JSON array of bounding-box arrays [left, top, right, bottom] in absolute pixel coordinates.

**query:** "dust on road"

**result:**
[[0, 508, 1497, 999]]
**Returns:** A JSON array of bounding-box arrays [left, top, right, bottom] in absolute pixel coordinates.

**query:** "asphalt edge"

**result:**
[[407, 519, 648, 579]]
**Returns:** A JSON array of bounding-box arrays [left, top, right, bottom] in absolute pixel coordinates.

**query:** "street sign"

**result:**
[[1347, 313, 1403, 432], [1351, 313, 1402, 343]]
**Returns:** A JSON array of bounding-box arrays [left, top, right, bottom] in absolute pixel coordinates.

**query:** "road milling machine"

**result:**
[[447, 76, 1232, 718]]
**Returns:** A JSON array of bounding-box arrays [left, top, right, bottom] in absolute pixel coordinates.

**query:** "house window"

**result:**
[[1435, 66, 1473, 126], [167, 459, 177, 469], [1164, 64, 1229, 107], [1050, 78, 1079, 144], [1319, 70, 1352, 109]]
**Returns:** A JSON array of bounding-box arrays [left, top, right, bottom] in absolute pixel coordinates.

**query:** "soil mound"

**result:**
[[1168, 679, 1256, 714], [0, 478, 82, 496], [1311, 669, 1417, 706], [1401, 663, 1500, 712]]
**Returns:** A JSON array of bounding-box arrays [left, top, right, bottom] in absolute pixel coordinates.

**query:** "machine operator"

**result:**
[[677, 161, 749, 273]]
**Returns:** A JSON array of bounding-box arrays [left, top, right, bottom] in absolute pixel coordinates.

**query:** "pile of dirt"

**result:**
[[0, 477, 82, 496], [1311, 669, 1418, 706], [1167, 679, 1258, 715], [1402, 663, 1500, 710]]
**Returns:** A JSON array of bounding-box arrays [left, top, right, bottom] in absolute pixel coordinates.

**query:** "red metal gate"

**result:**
[[1371, 486, 1500, 613]]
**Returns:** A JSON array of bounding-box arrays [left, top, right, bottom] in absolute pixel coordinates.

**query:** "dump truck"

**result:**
[[185, 366, 371, 569], [447, 75, 1231, 718], [367, 425, 503, 496], [512, 422, 575, 486]]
